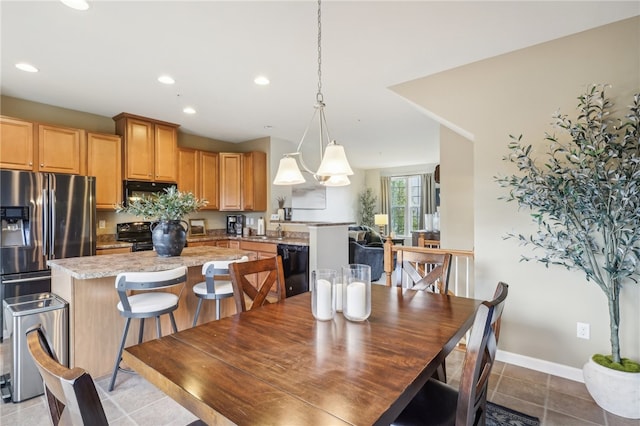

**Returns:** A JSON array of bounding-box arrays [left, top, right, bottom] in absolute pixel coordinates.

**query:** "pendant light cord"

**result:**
[[316, 0, 323, 104]]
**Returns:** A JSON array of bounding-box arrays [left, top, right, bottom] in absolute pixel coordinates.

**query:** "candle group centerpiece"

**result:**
[[311, 269, 336, 321]]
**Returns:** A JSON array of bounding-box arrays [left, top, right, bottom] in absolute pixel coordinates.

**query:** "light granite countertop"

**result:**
[[48, 246, 253, 280], [187, 235, 309, 246]]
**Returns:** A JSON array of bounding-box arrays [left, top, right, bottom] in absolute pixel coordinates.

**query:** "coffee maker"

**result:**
[[226, 214, 246, 236]]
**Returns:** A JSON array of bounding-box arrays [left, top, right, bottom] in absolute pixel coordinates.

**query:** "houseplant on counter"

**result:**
[[496, 85, 640, 418], [117, 187, 208, 257]]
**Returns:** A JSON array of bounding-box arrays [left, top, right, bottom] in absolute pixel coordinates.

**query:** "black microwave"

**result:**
[[123, 180, 176, 206]]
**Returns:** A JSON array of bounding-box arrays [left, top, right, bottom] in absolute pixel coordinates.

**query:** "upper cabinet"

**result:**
[[219, 153, 242, 211], [219, 151, 266, 211], [242, 151, 267, 211], [87, 132, 122, 210], [177, 148, 219, 210], [0, 116, 85, 174], [113, 113, 179, 182], [0, 116, 35, 170], [38, 124, 85, 175]]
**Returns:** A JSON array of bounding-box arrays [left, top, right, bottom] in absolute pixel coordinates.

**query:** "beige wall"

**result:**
[[392, 17, 640, 372]]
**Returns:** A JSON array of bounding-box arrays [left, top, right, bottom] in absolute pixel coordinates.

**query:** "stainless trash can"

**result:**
[[2, 292, 68, 402]]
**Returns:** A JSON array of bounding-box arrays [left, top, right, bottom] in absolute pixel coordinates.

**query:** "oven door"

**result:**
[[123, 181, 176, 206]]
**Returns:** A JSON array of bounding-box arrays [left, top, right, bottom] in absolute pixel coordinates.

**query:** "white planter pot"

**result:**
[[583, 357, 640, 419]]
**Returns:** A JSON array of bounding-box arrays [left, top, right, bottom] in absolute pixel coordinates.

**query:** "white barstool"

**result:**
[[108, 266, 187, 392], [192, 256, 249, 326]]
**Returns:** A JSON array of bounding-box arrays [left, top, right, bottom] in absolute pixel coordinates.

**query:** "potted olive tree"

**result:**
[[496, 85, 640, 418], [117, 187, 207, 257]]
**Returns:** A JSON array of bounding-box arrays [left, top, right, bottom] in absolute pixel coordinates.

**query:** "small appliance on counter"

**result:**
[[226, 215, 246, 236]]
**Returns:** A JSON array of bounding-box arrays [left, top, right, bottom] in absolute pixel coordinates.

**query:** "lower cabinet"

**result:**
[[96, 246, 131, 255]]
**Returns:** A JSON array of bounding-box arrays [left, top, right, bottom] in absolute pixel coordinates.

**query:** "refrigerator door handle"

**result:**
[[1, 276, 50, 284], [50, 189, 56, 258], [42, 188, 49, 257]]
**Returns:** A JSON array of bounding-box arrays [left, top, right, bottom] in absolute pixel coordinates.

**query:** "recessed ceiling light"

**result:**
[[60, 0, 89, 11], [183, 107, 196, 114], [254, 76, 270, 86], [158, 75, 175, 85], [15, 63, 39, 73]]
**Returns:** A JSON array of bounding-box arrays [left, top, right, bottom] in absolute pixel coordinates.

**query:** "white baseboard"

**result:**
[[496, 349, 585, 383]]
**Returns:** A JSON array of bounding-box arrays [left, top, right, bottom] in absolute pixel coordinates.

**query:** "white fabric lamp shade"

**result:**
[[374, 214, 389, 226], [273, 157, 306, 185]]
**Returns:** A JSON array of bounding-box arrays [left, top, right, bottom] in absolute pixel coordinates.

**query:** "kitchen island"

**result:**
[[48, 246, 253, 378]]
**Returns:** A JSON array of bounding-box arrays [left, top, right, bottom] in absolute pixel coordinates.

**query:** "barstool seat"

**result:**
[[117, 292, 179, 314], [108, 266, 187, 392], [192, 256, 248, 326]]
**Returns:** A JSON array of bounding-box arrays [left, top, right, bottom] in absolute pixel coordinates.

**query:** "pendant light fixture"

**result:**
[[273, 0, 353, 187]]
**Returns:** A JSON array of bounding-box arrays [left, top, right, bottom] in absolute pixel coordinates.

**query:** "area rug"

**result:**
[[486, 402, 540, 426]]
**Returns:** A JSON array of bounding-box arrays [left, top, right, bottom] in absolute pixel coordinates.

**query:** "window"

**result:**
[[389, 175, 423, 237]]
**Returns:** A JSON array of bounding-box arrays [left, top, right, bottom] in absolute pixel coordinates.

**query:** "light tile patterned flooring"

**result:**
[[1, 340, 639, 425]]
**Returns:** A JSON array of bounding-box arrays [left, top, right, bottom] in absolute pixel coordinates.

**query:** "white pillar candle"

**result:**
[[316, 278, 333, 320], [346, 281, 366, 319], [335, 283, 343, 312]]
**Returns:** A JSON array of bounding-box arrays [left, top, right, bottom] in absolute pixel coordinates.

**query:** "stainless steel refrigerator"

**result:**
[[1, 170, 96, 341]]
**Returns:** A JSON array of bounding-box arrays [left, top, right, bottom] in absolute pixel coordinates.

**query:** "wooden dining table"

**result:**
[[123, 284, 482, 425]]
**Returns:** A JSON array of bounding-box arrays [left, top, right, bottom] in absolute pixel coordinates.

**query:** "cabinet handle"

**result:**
[[29, 162, 33, 166], [40, 163, 44, 167]]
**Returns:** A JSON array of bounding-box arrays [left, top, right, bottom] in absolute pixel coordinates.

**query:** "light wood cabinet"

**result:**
[[242, 151, 267, 211], [219, 153, 242, 211], [38, 124, 86, 174], [87, 133, 122, 210], [0, 116, 35, 170], [187, 240, 217, 248], [219, 151, 267, 211], [96, 246, 131, 255], [177, 148, 219, 210], [0, 117, 85, 174], [200, 151, 219, 210], [114, 113, 179, 182]]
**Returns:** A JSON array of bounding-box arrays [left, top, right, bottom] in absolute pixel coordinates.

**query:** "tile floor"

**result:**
[[1, 340, 639, 425]]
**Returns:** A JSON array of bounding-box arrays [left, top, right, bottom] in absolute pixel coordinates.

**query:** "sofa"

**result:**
[[348, 225, 385, 281]]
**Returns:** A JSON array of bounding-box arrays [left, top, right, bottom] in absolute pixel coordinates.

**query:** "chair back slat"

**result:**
[[394, 248, 452, 293], [202, 257, 248, 295], [115, 266, 187, 313], [26, 324, 108, 426], [229, 256, 286, 312], [456, 282, 508, 426]]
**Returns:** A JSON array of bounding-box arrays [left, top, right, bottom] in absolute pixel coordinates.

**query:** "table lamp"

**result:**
[[374, 214, 389, 236]]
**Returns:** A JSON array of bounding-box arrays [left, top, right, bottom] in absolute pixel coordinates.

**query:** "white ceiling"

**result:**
[[2, 1, 638, 170]]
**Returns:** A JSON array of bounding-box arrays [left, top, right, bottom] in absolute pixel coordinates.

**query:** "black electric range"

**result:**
[[116, 222, 154, 252]]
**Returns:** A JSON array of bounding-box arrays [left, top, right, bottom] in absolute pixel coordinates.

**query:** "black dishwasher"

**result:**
[[276, 244, 309, 297]]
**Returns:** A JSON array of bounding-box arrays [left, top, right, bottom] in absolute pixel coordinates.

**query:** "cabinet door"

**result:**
[[123, 118, 154, 180], [154, 124, 177, 182], [38, 124, 84, 174], [219, 153, 242, 211], [96, 247, 131, 255], [0, 116, 35, 170], [177, 148, 198, 195], [200, 151, 219, 210], [242, 151, 267, 211], [87, 133, 122, 210]]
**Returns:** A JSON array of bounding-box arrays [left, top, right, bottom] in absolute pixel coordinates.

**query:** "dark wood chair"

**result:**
[[391, 282, 509, 426], [395, 248, 452, 294], [229, 255, 286, 312], [26, 324, 109, 426]]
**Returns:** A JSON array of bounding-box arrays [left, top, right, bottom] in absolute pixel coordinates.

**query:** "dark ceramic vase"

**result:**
[[151, 220, 188, 257]]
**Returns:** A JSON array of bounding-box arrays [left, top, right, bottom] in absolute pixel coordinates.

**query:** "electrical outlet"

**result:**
[[99, 220, 106, 229], [577, 322, 590, 339]]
